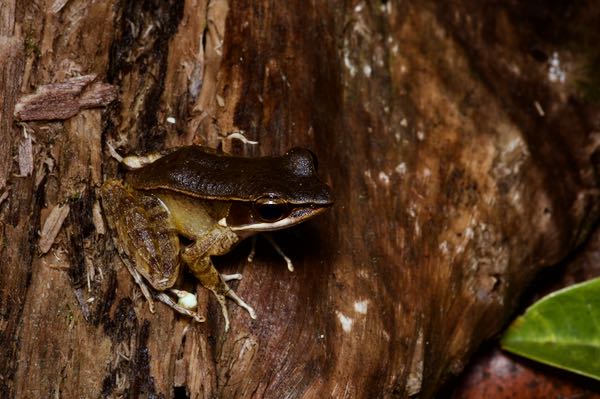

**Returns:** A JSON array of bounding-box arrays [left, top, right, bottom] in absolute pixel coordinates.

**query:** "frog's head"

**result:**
[[223, 148, 333, 236], [127, 146, 334, 236]]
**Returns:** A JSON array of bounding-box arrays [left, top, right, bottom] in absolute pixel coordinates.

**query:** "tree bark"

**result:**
[[1, 1, 599, 398]]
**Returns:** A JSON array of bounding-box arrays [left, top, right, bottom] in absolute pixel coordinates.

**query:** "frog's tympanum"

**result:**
[[101, 146, 333, 331]]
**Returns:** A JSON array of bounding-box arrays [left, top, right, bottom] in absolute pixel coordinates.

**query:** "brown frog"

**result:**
[[101, 146, 333, 331]]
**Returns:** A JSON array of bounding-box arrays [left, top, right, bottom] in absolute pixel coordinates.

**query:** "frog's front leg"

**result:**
[[183, 246, 256, 332]]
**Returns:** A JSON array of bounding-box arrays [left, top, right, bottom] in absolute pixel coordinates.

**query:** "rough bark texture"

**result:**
[[1, 1, 600, 398]]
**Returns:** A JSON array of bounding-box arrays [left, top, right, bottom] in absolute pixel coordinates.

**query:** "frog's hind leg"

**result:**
[[102, 181, 159, 312], [101, 180, 205, 323]]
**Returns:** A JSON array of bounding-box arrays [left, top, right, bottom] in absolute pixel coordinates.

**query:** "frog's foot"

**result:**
[[221, 273, 243, 282], [211, 287, 257, 332], [264, 233, 294, 272], [222, 130, 259, 146], [106, 142, 170, 170], [246, 236, 257, 263], [219, 130, 259, 154], [117, 247, 156, 313], [134, 273, 157, 313], [122, 152, 165, 170], [224, 288, 257, 320], [107, 142, 124, 163], [246, 234, 294, 271], [187, 256, 256, 331], [156, 291, 205, 323]]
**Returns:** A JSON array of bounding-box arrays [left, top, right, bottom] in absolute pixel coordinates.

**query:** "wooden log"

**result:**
[[1, 1, 599, 398]]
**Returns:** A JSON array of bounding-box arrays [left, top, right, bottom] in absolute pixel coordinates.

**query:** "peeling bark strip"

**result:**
[[0, 34, 23, 189], [14, 74, 117, 121]]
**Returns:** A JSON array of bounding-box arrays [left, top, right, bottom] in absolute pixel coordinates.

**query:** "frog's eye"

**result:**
[[254, 197, 289, 222]]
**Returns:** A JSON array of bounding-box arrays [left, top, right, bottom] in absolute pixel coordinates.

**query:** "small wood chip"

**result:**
[[92, 200, 105, 235], [0, 189, 9, 207], [50, 0, 69, 13], [17, 128, 33, 177], [39, 203, 71, 254]]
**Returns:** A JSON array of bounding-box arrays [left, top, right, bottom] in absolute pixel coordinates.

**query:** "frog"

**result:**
[[101, 145, 333, 331]]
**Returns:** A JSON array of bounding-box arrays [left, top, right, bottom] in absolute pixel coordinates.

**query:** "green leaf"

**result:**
[[501, 277, 600, 381]]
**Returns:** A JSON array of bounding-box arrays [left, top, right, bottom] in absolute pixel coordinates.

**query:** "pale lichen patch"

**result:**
[[380, 1, 392, 14], [378, 171, 390, 186], [337, 312, 354, 333], [395, 162, 407, 175], [357, 269, 370, 279], [343, 51, 357, 76], [363, 169, 376, 188], [439, 241, 449, 254], [362, 64, 372, 77], [464, 227, 474, 240], [548, 51, 566, 83], [353, 300, 369, 315]]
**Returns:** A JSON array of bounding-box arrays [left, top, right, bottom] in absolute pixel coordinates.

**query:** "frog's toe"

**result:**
[[213, 293, 231, 332], [221, 273, 243, 282], [222, 130, 259, 146], [226, 289, 257, 319], [119, 253, 157, 312], [264, 234, 294, 272], [246, 236, 257, 263], [211, 289, 255, 332], [147, 299, 156, 313]]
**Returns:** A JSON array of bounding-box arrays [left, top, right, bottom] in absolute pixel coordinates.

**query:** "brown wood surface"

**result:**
[[1, 1, 600, 398]]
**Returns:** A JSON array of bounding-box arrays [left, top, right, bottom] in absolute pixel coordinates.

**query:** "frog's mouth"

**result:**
[[227, 204, 331, 235]]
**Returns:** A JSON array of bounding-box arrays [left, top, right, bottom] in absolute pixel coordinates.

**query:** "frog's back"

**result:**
[[126, 146, 332, 205]]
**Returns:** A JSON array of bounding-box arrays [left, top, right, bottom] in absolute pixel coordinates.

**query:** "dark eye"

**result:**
[[254, 197, 288, 222]]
